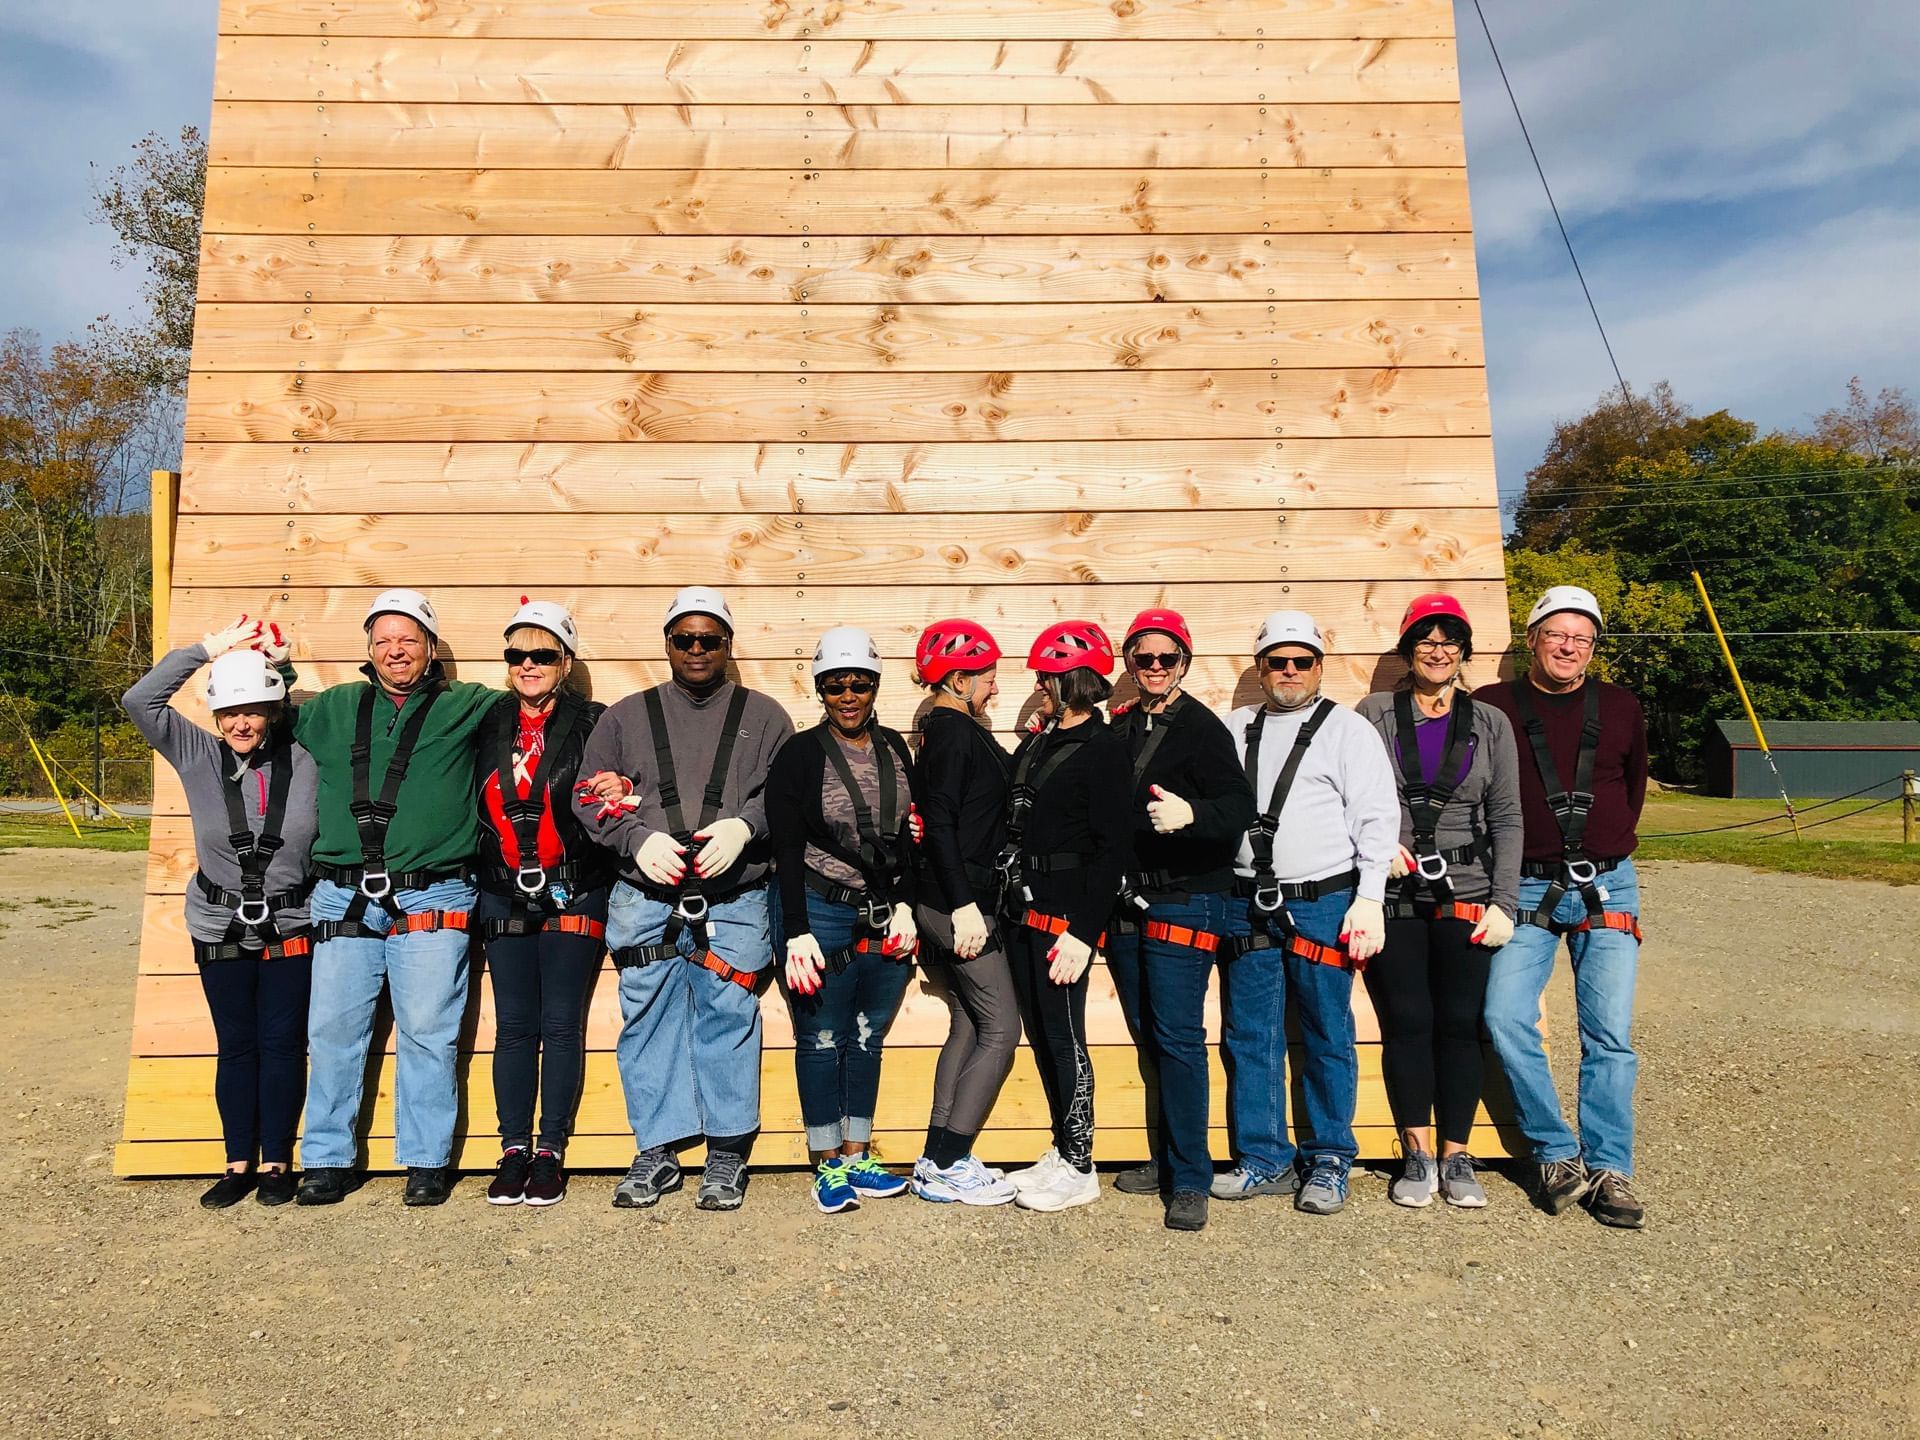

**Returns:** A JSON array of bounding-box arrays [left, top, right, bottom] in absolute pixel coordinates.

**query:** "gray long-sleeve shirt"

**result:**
[[123, 645, 320, 946], [572, 679, 794, 890], [1354, 689, 1524, 916]]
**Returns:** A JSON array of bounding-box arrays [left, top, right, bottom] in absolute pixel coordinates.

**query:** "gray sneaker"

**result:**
[[1210, 1164, 1300, 1201], [1295, 1157, 1350, 1215], [1390, 1150, 1438, 1208], [1440, 1152, 1487, 1209], [1112, 1160, 1161, 1195], [612, 1146, 682, 1209], [696, 1151, 748, 1211], [1163, 1189, 1208, 1231]]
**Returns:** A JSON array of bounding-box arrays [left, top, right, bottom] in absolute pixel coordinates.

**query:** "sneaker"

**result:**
[[487, 1147, 533, 1206], [696, 1151, 749, 1211], [1440, 1152, 1488, 1209], [813, 1158, 860, 1215], [1164, 1189, 1209, 1231], [1007, 1148, 1066, 1196], [842, 1154, 909, 1199], [1015, 1162, 1101, 1213], [524, 1149, 567, 1207], [1295, 1157, 1350, 1215], [255, 1169, 297, 1208], [913, 1155, 1017, 1206], [295, 1167, 363, 1206], [1210, 1164, 1300, 1201], [1583, 1169, 1646, 1230], [971, 1156, 1007, 1180], [1536, 1156, 1593, 1215], [199, 1171, 254, 1210], [403, 1166, 453, 1207], [612, 1147, 682, 1209], [1113, 1160, 1162, 1196], [1390, 1150, 1438, 1209]]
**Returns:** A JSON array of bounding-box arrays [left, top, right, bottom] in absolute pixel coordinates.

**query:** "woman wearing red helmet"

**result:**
[[906, 620, 1020, 1205], [1355, 594, 1523, 1209], [998, 621, 1132, 1213]]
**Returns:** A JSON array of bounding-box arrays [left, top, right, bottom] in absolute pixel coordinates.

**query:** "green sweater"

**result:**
[[293, 663, 499, 873]]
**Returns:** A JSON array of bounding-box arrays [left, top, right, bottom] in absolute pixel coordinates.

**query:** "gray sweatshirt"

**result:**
[[123, 645, 320, 946], [1354, 689, 1524, 915], [572, 679, 794, 890]]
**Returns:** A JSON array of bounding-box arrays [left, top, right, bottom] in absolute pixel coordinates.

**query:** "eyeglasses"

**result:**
[[1536, 629, 1596, 653], [504, 648, 563, 667], [820, 677, 876, 697], [669, 632, 728, 654], [1261, 654, 1320, 673], [1413, 639, 1464, 655], [1130, 651, 1184, 671]]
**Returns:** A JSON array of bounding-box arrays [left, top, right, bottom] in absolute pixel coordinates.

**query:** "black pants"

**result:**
[[916, 904, 1020, 1141], [479, 887, 608, 1153], [1365, 915, 1494, 1146], [199, 951, 313, 1166], [1007, 924, 1095, 1170]]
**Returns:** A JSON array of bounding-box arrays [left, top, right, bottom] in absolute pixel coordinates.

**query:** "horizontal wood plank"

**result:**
[[210, 100, 1466, 170], [217, 0, 1458, 42], [184, 368, 1492, 443], [197, 234, 1479, 304], [216, 38, 1461, 106], [203, 166, 1471, 237]]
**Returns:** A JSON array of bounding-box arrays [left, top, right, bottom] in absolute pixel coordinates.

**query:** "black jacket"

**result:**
[[1115, 694, 1257, 898], [768, 722, 922, 938], [1007, 715, 1133, 950], [475, 689, 614, 893], [914, 705, 1013, 914]]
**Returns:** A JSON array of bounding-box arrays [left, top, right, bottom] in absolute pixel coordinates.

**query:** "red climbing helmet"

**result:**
[[1123, 607, 1194, 655], [1398, 592, 1472, 642], [915, 618, 1002, 686], [1027, 620, 1116, 676]]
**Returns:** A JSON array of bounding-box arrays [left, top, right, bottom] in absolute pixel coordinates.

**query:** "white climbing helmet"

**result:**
[[363, 587, 440, 641], [1526, 585, 1604, 635], [1253, 609, 1326, 658], [811, 626, 883, 681], [504, 597, 580, 655], [664, 585, 734, 634], [205, 650, 286, 710]]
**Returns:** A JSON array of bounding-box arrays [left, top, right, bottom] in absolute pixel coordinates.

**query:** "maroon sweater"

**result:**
[[1474, 679, 1648, 865]]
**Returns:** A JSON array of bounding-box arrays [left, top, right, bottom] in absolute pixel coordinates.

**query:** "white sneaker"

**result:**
[[1007, 1148, 1064, 1195], [1015, 1162, 1101, 1212], [914, 1155, 1017, 1206], [971, 1156, 1007, 1180]]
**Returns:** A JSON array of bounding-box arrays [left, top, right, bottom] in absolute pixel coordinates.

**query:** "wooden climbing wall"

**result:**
[[118, 0, 1516, 1176]]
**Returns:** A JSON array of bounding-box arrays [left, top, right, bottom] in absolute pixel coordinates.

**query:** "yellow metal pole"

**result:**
[[150, 469, 178, 663], [22, 728, 84, 841], [1691, 569, 1801, 838]]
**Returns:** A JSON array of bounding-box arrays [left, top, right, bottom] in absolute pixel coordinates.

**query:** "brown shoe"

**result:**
[[1536, 1157, 1593, 1214], [1584, 1170, 1646, 1229]]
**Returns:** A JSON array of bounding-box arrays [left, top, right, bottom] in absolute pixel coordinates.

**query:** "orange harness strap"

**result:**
[[1141, 920, 1222, 954], [544, 913, 606, 941], [1022, 909, 1108, 951], [1569, 911, 1643, 942], [394, 910, 472, 936], [691, 948, 760, 991]]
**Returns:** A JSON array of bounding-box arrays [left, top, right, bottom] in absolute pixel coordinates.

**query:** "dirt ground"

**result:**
[[0, 851, 1914, 1440]]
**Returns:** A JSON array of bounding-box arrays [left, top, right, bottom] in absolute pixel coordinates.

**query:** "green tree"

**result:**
[[88, 125, 207, 396]]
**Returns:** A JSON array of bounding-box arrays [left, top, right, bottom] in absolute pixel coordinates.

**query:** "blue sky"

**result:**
[[2, 1, 1915, 506]]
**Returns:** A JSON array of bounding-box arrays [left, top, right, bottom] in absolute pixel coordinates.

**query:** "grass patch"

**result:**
[[1638, 790, 1919, 884], [0, 811, 150, 854]]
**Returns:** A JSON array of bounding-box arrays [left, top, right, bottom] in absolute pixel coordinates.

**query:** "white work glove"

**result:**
[[1339, 896, 1386, 963], [257, 621, 291, 666], [202, 616, 262, 658], [692, 816, 752, 879], [882, 901, 919, 958], [785, 933, 826, 995], [1047, 931, 1093, 985], [1146, 785, 1196, 834], [1389, 843, 1415, 880], [1470, 904, 1516, 949], [636, 830, 688, 886], [950, 901, 989, 960]]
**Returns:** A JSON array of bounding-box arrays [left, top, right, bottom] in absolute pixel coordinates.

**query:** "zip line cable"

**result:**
[[1641, 774, 1907, 839]]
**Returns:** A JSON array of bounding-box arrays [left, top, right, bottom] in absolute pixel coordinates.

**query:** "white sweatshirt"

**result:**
[[1225, 699, 1400, 903]]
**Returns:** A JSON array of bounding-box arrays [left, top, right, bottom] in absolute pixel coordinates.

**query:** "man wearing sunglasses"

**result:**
[[1216, 610, 1398, 1217], [573, 586, 794, 1211]]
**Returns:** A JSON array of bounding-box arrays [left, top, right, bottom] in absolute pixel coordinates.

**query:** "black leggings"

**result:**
[[1364, 916, 1493, 1146], [480, 888, 608, 1153], [199, 951, 312, 1166], [1007, 925, 1095, 1171]]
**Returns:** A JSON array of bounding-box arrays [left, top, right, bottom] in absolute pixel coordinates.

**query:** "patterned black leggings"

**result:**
[[1007, 925, 1095, 1170]]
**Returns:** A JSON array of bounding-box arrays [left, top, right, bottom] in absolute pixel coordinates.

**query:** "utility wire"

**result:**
[[1642, 774, 1906, 838]]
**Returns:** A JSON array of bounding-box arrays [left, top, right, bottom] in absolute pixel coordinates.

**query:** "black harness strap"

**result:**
[[488, 700, 586, 939], [334, 680, 445, 938], [1510, 682, 1608, 933], [1242, 698, 1336, 915], [639, 684, 750, 947], [200, 724, 307, 952], [993, 727, 1080, 915], [1390, 690, 1486, 911], [814, 724, 911, 928]]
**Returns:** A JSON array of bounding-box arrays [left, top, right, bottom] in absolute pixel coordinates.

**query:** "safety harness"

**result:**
[[192, 728, 315, 963], [478, 702, 606, 943], [993, 724, 1084, 917], [806, 723, 915, 968], [1510, 683, 1642, 942], [1108, 701, 1180, 935], [1385, 690, 1493, 921]]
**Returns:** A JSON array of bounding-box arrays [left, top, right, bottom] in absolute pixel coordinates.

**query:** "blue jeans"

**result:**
[[303, 877, 477, 1170], [777, 889, 913, 1152], [1220, 887, 1359, 1172], [1484, 859, 1641, 1174], [1103, 924, 1163, 1164], [608, 881, 771, 1151], [1141, 891, 1232, 1194]]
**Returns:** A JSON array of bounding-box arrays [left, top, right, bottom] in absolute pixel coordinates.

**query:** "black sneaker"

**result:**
[[296, 1167, 363, 1206], [255, 1170, 297, 1207], [488, 1147, 533, 1206], [1584, 1170, 1647, 1230], [1164, 1189, 1209, 1232], [523, 1150, 567, 1208], [1113, 1160, 1161, 1195], [1536, 1157, 1593, 1215], [403, 1166, 454, 1207], [200, 1172, 254, 1210]]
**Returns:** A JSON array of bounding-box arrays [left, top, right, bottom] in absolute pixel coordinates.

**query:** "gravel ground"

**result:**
[[1, 850, 1915, 1439]]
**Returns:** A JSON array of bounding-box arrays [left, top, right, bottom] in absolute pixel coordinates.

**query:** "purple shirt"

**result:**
[[1408, 712, 1476, 788]]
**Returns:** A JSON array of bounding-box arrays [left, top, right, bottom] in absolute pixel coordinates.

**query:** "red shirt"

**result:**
[[1474, 679, 1649, 864], [481, 707, 565, 868]]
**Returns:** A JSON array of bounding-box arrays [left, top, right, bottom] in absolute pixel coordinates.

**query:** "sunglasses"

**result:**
[[1130, 651, 1184, 671], [669, 632, 728, 653], [504, 648, 563, 667], [1261, 654, 1320, 673], [820, 678, 876, 697]]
